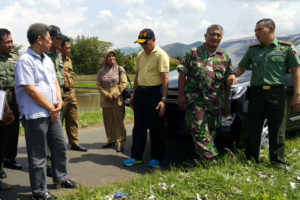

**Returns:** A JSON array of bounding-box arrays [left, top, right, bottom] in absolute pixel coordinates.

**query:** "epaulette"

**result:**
[[279, 41, 292, 46], [249, 43, 260, 48]]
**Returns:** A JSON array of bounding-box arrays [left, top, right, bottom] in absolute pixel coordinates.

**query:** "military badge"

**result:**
[[292, 45, 298, 55]]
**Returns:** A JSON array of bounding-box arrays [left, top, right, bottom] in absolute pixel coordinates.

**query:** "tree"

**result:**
[[70, 35, 112, 74], [114, 49, 125, 67], [12, 44, 22, 55]]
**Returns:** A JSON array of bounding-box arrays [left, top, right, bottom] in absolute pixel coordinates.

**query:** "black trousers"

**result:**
[[131, 85, 165, 161], [3, 89, 20, 162], [246, 86, 286, 163]]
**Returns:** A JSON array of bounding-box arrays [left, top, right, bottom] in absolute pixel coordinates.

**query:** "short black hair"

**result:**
[[61, 37, 70, 48], [0, 28, 11, 42], [256, 18, 276, 30], [27, 23, 50, 44], [206, 24, 223, 34]]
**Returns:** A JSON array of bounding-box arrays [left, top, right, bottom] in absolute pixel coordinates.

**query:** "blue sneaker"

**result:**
[[149, 159, 160, 168], [123, 158, 142, 166]]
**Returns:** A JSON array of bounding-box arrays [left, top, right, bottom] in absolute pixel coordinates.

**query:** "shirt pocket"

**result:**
[[213, 64, 226, 80], [270, 55, 285, 63]]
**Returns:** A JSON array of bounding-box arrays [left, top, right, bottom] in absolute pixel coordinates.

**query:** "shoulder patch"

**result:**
[[279, 41, 292, 46], [249, 43, 260, 48]]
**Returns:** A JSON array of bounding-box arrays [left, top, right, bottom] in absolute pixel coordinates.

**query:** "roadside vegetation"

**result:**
[[61, 134, 300, 200]]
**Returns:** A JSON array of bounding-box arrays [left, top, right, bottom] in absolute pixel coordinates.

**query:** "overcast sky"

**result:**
[[0, 0, 299, 51]]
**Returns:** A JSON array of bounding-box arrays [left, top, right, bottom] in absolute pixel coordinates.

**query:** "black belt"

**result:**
[[63, 88, 71, 92], [137, 85, 161, 90], [251, 85, 284, 90], [3, 87, 14, 91]]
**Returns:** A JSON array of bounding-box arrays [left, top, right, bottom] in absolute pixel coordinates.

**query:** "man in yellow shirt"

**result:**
[[123, 28, 169, 168]]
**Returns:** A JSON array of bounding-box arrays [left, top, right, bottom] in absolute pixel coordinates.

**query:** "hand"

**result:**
[[49, 103, 61, 123], [177, 95, 185, 108], [156, 101, 166, 117], [2, 110, 14, 125], [291, 94, 300, 112], [227, 74, 237, 86], [105, 93, 114, 101]]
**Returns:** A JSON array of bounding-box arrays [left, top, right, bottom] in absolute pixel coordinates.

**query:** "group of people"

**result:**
[[0, 17, 300, 199], [0, 23, 87, 199]]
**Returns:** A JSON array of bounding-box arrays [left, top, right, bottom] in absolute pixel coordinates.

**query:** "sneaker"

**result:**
[[149, 159, 160, 168], [123, 158, 142, 166]]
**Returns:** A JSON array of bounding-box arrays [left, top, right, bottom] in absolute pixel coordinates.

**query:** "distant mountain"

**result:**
[[119, 47, 141, 55], [162, 41, 203, 57], [120, 41, 203, 57]]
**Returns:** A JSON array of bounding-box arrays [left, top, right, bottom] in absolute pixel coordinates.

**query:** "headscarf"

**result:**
[[96, 49, 125, 88]]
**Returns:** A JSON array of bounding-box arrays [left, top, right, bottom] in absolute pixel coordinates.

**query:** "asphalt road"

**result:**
[[0, 124, 195, 200]]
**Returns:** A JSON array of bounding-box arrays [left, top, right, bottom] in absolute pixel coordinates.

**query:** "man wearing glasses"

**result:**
[[123, 28, 169, 168]]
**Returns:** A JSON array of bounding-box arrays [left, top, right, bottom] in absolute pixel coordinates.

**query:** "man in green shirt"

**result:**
[[0, 28, 22, 171], [235, 18, 300, 167]]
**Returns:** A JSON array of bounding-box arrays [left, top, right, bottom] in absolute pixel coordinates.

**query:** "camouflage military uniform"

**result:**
[[45, 50, 64, 93], [61, 56, 80, 145], [0, 52, 20, 163], [178, 44, 233, 158]]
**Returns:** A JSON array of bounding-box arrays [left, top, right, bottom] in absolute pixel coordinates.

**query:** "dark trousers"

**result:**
[[21, 117, 67, 195], [131, 85, 165, 161], [3, 89, 20, 162], [0, 126, 6, 173], [246, 86, 286, 163]]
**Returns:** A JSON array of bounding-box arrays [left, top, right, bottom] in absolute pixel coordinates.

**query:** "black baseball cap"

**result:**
[[134, 28, 155, 44], [49, 25, 67, 40]]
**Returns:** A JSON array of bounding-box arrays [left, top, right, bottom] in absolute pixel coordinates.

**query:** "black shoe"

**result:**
[[102, 143, 115, 148], [54, 178, 76, 189], [4, 160, 22, 170], [71, 144, 87, 152], [0, 168, 7, 179], [46, 167, 52, 177], [32, 192, 57, 200]]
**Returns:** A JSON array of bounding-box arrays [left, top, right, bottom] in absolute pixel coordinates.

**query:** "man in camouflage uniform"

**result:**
[[60, 37, 87, 152], [45, 25, 66, 177], [46, 25, 65, 94], [235, 18, 300, 167], [0, 28, 22, 171], [177, 25, 236, 160]]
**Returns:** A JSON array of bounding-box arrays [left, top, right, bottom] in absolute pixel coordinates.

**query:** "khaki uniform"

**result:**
[[0, 52, 20, 163], [97, 72, 127, 148], [61, 56, 79, 145], [239, 38, 300, 163]]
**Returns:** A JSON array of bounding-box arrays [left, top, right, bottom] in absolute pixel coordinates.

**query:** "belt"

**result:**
[[251, 85, 284, 90], [63, 88, 72, 92], [3, 87, 14, 91], [137, 85, 161, 90]]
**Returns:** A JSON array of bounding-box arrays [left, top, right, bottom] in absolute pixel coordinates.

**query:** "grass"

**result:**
[[19, 108, 134, 136], [75, 74, 135, 88], [60, 134, 300, 200], [77, 108, 134, 128]]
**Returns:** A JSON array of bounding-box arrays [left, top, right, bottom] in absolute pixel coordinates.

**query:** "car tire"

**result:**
[[260, 119, 269, 149]]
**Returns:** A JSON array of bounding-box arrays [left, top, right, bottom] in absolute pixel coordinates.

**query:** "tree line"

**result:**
[[69, 35, 181, 75]]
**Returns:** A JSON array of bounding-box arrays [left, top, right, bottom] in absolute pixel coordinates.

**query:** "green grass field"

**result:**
[[61, 133, 300, 200], [75, 74, 135, 88]]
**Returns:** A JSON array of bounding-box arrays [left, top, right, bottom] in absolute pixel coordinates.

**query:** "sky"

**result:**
[[0, 0, 300, 51]]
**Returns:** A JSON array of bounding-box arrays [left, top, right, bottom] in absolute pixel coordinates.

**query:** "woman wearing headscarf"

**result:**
[[96, 50, 127, 152]]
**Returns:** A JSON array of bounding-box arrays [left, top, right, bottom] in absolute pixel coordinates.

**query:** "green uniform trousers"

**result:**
[[3, 89, 20, 162], [246, 86, 286, 163]]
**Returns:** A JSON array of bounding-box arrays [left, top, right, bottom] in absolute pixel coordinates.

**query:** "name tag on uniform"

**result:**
[[263, 85, 271, 90], [274, 51, 284, 56]]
